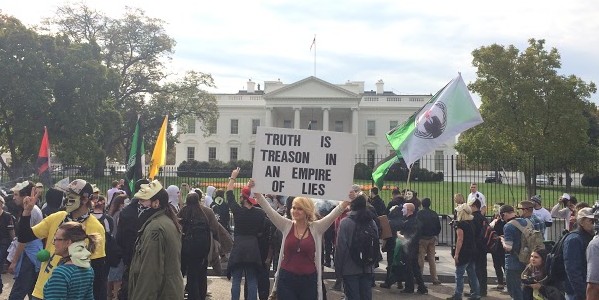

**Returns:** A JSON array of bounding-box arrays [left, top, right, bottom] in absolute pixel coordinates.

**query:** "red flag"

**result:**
[[36, 127, 52, 185]]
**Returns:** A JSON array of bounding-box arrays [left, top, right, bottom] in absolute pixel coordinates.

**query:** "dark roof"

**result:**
[[362, 91, 397, 96], [236, 90, 265, 95]]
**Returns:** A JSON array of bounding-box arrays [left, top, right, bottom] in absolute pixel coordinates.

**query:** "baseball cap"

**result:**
[[577, 207, 597, 221], [517, 201, 535, 210], [67, 179, 94, 198], [561, 193, 571, 200], [11, 181, 31, 193], [134, 180, 163, 200], [241, 186, 257, 205], [530, 195, 541, 205], [35, 182, 44, 188]]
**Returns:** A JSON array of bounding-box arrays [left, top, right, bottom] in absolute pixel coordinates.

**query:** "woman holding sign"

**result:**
[[228, 167, 352, 300]]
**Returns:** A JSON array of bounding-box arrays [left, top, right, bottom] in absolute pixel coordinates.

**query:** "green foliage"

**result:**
[[457, 39, 597, 195], [0, 4, 219, 179], [354, 162, 372, 180]]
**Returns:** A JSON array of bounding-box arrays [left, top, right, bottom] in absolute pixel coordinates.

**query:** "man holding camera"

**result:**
[[551, 193, 577, 232]]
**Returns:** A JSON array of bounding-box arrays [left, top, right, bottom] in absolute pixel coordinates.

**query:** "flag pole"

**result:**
[[406, 164, 414, 190], [313, 35, 316, 76]]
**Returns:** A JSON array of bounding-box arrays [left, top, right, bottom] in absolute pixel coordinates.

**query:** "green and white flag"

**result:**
[[386, 74, 483, 167], [372, 153, 401, 189]]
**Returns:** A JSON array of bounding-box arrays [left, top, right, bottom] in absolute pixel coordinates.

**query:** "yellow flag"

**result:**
[[149, 116, 168, 179]]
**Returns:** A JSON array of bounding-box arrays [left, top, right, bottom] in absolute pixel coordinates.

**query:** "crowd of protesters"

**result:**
[[0, 175, 598, 300]]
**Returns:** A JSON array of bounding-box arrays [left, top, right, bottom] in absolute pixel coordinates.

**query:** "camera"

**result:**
[[521, 276, 536, 285]]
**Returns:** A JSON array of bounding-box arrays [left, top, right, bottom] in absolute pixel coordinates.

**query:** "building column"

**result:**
[[322, 107, 330, 131], [265, 107, 273, 127], [351, 107, 359, 134], [294, 107, 301, 129]]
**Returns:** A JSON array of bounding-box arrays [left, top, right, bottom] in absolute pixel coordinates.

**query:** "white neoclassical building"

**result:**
[[175, 76, 456, 172]]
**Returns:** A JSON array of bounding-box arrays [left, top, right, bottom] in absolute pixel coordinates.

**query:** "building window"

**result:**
[[187, 147, 195, 161], [389, 120, 398, 131], [251, 148, 255, 162], [230, 147, 238, 162], [334, 121, 343, 132], [252, 119, 260, 134], [435, 150, 444, 171], [208, 147, 216, 162], [207, 120, 216, 134], [231, 119, 239, 134], [283, 120, 292, 128], [367, 149, 375, 168], [187, 119, 195, 134], [308, 120, 317, 130], [367, 120, 376, 136]]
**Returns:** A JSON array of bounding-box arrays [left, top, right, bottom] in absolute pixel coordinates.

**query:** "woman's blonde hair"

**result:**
[[456, 203, 474, 221], [291, 197, 316, 223], [454, 193, 465, 205]]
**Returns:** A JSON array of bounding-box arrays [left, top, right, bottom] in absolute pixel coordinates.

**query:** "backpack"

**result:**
[[349, 216, 381, 268], [508, 218, 545, 264], [480, 220, 500, 253], [545, 232, 571, 284], [181, 218, 211, 258]]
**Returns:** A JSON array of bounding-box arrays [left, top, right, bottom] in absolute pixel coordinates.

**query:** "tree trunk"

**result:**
[[524, 171, 535, 201], [565, 168, 572, 192]]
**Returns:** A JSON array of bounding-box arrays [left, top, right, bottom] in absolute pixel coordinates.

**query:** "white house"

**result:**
[[175, 76, 456, 173]]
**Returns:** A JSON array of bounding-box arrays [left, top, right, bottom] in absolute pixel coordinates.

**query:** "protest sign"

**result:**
[[252, 127, 356, 201]]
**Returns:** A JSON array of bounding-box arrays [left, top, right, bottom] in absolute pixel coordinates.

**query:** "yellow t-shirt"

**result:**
[[31, 211, 106, 299]]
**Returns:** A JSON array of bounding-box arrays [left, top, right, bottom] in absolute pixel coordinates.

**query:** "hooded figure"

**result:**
[[42, 188, 64, 217], [204, 186, 216, 207], [166, 185, 180, 212]]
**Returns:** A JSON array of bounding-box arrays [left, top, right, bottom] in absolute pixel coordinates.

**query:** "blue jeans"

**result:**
[[343, 273, 373, 300], [506, 268, 524, 300], [231, 266, 257, 300], [9, 255, 37, 300], [454, 261, 480, 298], [276, 269, 317, 300]]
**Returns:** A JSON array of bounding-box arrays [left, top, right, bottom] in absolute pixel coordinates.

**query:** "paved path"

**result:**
[[0, 246, 511, 299]]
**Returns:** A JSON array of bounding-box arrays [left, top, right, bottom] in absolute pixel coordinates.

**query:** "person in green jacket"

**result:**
[[128, 180, 184, 300]]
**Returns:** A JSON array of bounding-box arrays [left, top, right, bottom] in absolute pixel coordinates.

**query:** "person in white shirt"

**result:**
[[551, 193, 575, 232], [106, 180, 120, 207], [467, 183, 487, 215], [530, 195, 553, 240]]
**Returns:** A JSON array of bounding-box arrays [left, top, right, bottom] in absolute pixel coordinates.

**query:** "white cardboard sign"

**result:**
[[252, 127, 356, 201]]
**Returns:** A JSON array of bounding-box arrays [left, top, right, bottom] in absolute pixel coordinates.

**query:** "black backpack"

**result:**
[[545, 232, 572, 285], [349, 216, 381, 268], [181, 218, 211, 258]]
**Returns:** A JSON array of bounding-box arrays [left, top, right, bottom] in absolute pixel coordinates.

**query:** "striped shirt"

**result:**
[[43, 264, 94, 300]]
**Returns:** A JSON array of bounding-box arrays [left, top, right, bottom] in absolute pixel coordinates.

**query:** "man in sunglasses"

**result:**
[[517, 201, 545, 238]]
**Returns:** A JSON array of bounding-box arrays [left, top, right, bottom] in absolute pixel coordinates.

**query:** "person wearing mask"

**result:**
[[128, 180, 183, 300], [166, 185, 181, 213], [204, 185, 216, 208], [416, 198, 442, 285], [43, 222, 100, 300], [447, 203, 480, 300], [251, 176, 351, 300], [41, 188, 64, 218], [116, 178, 149, 300], [17, 179, 106, 300], [397, 203, 428, 295], [210, 189, 231, 232]]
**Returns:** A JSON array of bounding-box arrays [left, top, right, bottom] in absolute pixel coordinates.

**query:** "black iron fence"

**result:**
[[2, 154, 597, 242]]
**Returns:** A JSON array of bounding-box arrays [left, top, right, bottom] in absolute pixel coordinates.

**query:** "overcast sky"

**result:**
[[3, 0, 599, 104]]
